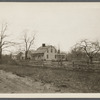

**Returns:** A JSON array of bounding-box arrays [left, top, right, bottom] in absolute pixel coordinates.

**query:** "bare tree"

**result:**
[[0, 22, 16, 63], [22, 30, 35, 60], [73, 39, 100, 64]]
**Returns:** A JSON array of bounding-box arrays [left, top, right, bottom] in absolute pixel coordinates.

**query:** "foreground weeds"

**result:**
[[0, 64, 100, 92]]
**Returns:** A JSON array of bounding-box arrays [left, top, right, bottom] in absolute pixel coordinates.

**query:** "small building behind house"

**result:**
[[12, 50, 35, 60], [12, 54, 17, 60], [56, 50, 67, 61], [12, 52, 24, 60]]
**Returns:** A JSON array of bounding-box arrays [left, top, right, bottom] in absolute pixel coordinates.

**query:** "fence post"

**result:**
[[72, 61, 74, 67]]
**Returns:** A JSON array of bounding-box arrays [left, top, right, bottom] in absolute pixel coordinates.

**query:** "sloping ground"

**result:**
[[0, 70, 58, 93], [0, 64, 100, 93]]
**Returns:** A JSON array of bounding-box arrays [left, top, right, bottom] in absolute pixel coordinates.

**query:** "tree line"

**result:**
[[0, 22, 35, 63], [67, 39, 100, 64], [0, 22, 100, 64]]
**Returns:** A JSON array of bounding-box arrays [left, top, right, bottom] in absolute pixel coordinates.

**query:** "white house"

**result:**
[[32, 44, 57, 61]]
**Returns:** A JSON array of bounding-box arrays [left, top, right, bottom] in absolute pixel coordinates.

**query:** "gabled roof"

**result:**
[[12, 50, 35, 56], [34, 45, 55, 54], [12, 51, 23, 56], [60, 52, 67, 55], [28, 50, 36, 54], [56, 52, 67, 56]]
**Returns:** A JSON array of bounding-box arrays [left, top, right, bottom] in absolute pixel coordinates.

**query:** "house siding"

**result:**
[[44, 46, 57, 60]]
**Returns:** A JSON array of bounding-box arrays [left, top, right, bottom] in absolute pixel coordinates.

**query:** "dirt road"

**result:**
[[0, 70, 58, 93]]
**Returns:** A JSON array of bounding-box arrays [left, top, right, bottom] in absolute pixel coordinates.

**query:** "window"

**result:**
[[51, 49, 53, 53], [55, 55, 56, 59], [38, 55, 40, 58], [47, 49, 49, 53], [47, 55, 49, 59]]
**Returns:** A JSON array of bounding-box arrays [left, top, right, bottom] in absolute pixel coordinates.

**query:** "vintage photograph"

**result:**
[[0, 3, 100, 93]]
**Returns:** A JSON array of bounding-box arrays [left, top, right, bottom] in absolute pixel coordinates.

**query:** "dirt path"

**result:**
[[0, 70, 58, 93]]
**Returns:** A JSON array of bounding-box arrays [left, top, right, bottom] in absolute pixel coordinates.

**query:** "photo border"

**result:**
[[0, 1, 100, 99]]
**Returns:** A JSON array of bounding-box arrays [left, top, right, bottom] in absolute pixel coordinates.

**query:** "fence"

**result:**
[[70, 60, 100, 72], [11, 59, 100, 72]]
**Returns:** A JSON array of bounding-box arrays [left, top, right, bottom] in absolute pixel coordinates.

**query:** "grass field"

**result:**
[[0, 64, 100, 93]]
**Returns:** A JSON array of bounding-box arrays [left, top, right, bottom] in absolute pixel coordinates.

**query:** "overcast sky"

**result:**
[[0, 3, 100, 54]]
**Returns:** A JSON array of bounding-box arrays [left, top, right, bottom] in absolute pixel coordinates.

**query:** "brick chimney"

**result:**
[[58, 49, 60, 54], [42, 43, 46, 47]]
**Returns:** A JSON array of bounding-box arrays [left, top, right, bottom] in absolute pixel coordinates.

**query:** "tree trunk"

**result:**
[[25, 51, 28, 60], [0, 49, 2, 64], [89, 56, 93, 64]]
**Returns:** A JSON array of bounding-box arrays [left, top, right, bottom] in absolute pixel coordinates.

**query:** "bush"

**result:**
[[0, 55, 19, 65]]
